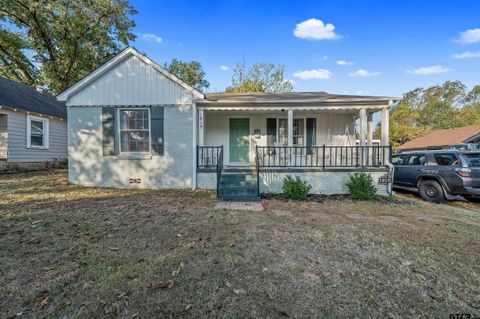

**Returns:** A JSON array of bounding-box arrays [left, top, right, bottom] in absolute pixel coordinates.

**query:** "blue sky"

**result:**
[[131, 0, 480, 97]]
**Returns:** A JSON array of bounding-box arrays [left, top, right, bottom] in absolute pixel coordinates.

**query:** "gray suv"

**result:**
[[392, 150, 480, 203]]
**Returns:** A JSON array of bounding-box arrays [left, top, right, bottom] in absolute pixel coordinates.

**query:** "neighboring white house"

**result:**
[[57, 47, 398, 200], [0, 77, 67, 167]]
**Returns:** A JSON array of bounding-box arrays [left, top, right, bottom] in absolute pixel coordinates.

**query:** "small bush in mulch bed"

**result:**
[[261, 192, 403, 204], [282, 175, 312, 201], [346, 171, 377, 201]]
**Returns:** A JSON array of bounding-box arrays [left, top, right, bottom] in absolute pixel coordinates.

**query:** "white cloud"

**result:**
[[452, 51, 480, 59], [348, 69, 380, 77], [293, 69, 332, 80], [407, 65, 451, 75], [219, 65, 229, 71], [293, 18, 339, 40], [457, 28, 480, 44], [336, 60, 353, 66], [142, 33, 163, 43]]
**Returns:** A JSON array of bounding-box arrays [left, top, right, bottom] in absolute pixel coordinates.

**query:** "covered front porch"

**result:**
[[192, 92, 397, 199]]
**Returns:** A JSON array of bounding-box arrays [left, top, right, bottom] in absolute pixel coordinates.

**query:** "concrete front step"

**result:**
[[217, 170, 259, 201]]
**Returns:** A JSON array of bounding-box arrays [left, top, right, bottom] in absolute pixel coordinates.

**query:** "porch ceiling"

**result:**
[[196, 92, 399, 111]]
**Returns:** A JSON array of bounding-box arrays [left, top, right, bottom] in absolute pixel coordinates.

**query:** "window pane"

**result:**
[[278, 119, 288, 145], [433, 154, 458, 166], [31, 134, 43, 147], [293, 119, 304, 146], [31, 120, 44, 135], [120, 109, 149, 130], [407, 155, 426, 166], [121, 131, 150, 152], [391, 156, 405, 165]]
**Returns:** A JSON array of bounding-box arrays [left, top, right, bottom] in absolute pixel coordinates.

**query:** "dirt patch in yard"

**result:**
[[1, 170, 479, 318], [346, 213, 365, 220], [415, 214, 441, 223]]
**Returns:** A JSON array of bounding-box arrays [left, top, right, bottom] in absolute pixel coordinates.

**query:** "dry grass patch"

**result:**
[[1, 169, 479, 318]]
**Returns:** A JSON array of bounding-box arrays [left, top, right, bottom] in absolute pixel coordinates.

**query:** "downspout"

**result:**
[[387, 162, 394, 196], [192, 102, 197, 190]]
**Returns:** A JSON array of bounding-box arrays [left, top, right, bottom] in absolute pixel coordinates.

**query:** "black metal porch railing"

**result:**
[[216, 147, 223, 198], [197, 146, 224, 198], [256, 145, 391, 168], [197, 146, 223, 169]]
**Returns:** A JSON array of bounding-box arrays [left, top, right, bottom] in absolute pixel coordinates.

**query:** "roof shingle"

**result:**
[[398, 125, 480, 150], [0, 77, 66, 118]]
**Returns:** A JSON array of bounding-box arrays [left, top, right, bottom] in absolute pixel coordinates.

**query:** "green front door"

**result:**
[[229, 118, 250, 163]]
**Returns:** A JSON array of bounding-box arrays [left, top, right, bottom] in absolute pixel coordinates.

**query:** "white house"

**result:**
[[0, 77, 67, 169], [57, 47, 397, 200]]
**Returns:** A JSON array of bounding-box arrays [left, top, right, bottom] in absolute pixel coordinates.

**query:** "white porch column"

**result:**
[[381, 103, 391, 165], [367, 112, 373, 146], [358, 108, 367, 146], [381, 106, 390, 146], [192, 103, 198, 190], [287, 109, 293, 146], [198, 109, 205, 146]]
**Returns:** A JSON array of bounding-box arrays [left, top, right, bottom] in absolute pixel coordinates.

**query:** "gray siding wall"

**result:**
[[0, 114, 7, 158], [0, 109, 67, 162], [68, 106, 193, 189], [67, 55, 193, 106]]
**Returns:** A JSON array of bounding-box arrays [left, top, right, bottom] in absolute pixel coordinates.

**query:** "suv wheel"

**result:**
[[419, 180, 445, 203]]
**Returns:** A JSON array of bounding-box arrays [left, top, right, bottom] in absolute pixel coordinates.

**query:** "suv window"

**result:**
[[433, 153, 458, 166], [406, 154, 426, 166], [392, 155, 406, 165]]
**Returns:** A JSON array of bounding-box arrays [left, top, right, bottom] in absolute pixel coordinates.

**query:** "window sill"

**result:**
[[114, 154, 153, 160], [27, 146, 48, 150]]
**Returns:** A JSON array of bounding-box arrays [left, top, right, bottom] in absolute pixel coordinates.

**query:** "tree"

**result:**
[[385, 81, 480, 149], [225, 60, 293, 93], [0, 0, 136, 93], [164, 58, 210, 92]]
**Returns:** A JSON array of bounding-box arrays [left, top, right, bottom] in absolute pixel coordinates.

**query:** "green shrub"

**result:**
[[282, 175, 312, 200], [346, 171, 377, 200]]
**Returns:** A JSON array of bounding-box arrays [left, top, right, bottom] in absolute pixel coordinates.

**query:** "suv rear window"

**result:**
[[462, 153, 480, 167], [406, 154, 426, 166], [433, 153, 458, 166]]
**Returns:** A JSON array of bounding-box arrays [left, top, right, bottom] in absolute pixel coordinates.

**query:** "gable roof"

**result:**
[[199, 92, 398, 106], [398, 125, 480, 150], [57, 46, 204, 102], [0, 77, 66, 118]]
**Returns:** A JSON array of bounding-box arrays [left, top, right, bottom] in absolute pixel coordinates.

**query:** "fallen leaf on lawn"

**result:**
[[117, 291, 129, 299], [185, 304, 193, 311], [223, 278, 232, 287], [148, 280, 174, 290], [37, 296, 49, 308]]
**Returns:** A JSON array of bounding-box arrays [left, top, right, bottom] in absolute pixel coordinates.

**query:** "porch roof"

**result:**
[[196, 92, 399, 109]]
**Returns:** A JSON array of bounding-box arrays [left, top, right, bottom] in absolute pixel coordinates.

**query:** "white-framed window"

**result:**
[[277, 118, 305, 146], [118, 108, 151, 154], [27, 115, 49, 149]]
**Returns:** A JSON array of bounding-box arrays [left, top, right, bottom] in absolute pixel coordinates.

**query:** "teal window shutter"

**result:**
[[102, 107, 116, 156], [306, 118, 316, 155], [151, 106, 164, 155], [266, 118, 277, 146]]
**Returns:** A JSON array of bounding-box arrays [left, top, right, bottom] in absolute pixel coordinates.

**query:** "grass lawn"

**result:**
[[1, 169, 479, 318]]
